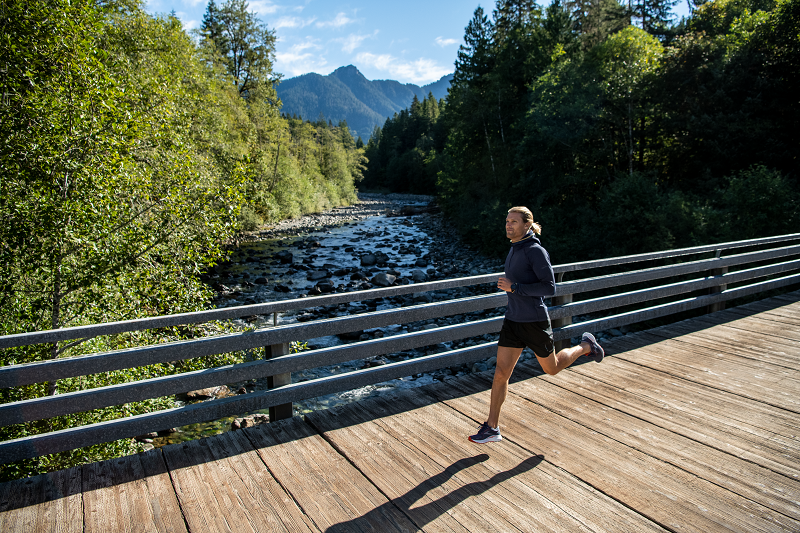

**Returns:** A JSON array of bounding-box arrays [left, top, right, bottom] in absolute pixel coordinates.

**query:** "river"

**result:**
[[148, 194, 507, 447]]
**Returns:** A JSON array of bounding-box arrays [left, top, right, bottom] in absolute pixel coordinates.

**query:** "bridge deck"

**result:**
[[2, 292, 800, 532]]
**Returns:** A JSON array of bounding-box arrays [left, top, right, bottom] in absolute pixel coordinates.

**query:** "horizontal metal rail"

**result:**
[[556, 245, 800, 297], [553, 233, 800, 274], [0, 274, 503, 350], [554, 273, 800, 341], [0, 318, 503, 425], [0, 294, 506, 389], [3, 233, 798, 350], [550, 258, 800, 320], [0, 343, 498, 463]]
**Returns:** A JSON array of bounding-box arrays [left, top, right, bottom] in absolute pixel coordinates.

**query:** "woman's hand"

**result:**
[[498, 276, 514, 292]]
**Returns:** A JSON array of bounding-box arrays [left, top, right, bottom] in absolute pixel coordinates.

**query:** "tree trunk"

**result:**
[[627, 100, 634, 176], [483, 118, 498, 186], [47, 258, 62, 396], [268, 139, 281, 193], [639, 116, 645, 167]]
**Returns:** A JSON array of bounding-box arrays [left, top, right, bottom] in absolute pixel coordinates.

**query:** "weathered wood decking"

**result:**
[[2, 292, 800, 532]]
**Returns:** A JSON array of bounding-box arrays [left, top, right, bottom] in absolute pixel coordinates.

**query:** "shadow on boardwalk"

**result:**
[[325, 454, 544, 532]]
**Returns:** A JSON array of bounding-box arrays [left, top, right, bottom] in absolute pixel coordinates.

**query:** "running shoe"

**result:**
[[468, 422, 502, 443], [582, 332, 604, 363]]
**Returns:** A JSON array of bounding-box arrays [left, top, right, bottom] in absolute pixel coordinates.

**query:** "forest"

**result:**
[[363, 0, 800, 260], [0, 0, 364, 479]]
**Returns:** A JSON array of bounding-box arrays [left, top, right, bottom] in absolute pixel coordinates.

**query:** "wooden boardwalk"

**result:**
[[2, 292, 800, 532]]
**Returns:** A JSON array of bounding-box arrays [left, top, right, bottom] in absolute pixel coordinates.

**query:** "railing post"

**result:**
[[708, 250, 728, 314], [552, 272, 573, 352], [266, 312, 293, 421]]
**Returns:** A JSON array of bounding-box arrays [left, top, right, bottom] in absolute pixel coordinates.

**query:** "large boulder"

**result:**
[[360, 253, 377, 266], [371, 273, 396, 287], [411, 269, 428, 282]]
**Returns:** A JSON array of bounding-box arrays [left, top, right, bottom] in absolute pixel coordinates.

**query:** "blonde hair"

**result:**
[[508, 206, 542, 235]]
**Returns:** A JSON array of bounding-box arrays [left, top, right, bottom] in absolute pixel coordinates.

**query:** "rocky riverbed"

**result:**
[[144, 193, 628, 448]]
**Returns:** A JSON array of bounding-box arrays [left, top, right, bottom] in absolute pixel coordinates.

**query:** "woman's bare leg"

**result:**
[[486, 346, 524, 428]]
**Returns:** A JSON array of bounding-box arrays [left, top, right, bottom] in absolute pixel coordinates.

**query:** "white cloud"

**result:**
[[248, 0, 280, 15], [435, 36, 459, 47], [316, 12, 353, 29], [276, 38, 328, 77], [355, 52, 451, 84], [182, 0, 205, 7], [182, 19, 200, 31], [338, 31, 377, 53], [274, 16, 316, 30]]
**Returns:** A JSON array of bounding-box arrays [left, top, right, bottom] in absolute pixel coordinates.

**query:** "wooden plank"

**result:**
[[242, 416, 418, 532], [648, 322, 800, 370], [0, 466, 82, 533], [561, 357, 800, 478], [309, 389, 668, 533], [509, 368, 800, 520], [372, 391, 669, 533], [607, 334, 800, 412], [432, 372, 800, 532], [82, 450, 187, 533], [161, 430, 317, 533]]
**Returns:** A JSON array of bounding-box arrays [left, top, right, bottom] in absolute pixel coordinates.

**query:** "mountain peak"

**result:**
[[277, 66, 453, 139]]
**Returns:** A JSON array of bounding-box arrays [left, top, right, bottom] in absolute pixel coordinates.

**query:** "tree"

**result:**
[[633, 0, 680, 38], [202, 0, 278, 96], [200, 0, 227, 51]]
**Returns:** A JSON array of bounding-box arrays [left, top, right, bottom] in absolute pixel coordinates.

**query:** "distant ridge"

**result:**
[[277, 65, 453, 140]]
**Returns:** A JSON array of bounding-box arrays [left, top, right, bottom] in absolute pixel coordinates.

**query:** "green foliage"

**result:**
[[365, 0, 800, 262], [361, 93, 444, 193], [717, 165, 799, 240], [0, 0, 366, 479]]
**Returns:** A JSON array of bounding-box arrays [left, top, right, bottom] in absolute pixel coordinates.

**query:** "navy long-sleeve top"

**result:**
[[503, 231, 556, 322]]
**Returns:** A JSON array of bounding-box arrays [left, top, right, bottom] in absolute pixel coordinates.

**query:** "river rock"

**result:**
[[338, 330, 364, 340], [275, 251, 293, 264], [371, 273, 396, 287], [413, 292, 433, 303], [307, 270, 330, 281], [231, 413, 269, 430], [181, 385, 229, 401], [316, 281, 335, 293], [254, 277, 268, 284], [361, 253, 377, 266], [411, 269, 428, 282], [415, 259, 428, 267]]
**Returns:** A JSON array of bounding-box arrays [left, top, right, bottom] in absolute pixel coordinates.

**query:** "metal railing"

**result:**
[[1, 233, 799, 464]]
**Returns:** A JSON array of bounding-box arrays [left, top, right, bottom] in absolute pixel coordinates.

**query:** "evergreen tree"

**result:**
[[200, 0, 227, 52], [212, 0, 277, 96], [633, 0, 680, 38]]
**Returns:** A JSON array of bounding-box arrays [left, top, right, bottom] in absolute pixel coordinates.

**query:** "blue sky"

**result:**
[[145, 0, 692, 85]]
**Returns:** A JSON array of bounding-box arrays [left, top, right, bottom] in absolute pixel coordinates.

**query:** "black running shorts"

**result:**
[[498, 318, 555, 359]]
